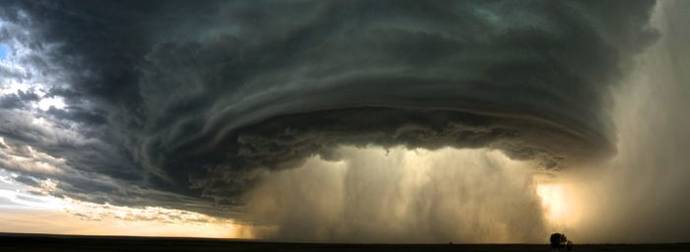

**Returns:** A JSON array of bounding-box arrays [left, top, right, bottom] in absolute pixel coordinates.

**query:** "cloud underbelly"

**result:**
[[197, 105, 611, 168], [160, 68, 620, 179]]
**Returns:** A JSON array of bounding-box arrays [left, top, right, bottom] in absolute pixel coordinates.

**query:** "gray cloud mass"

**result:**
[[0, 0, 657, 219]]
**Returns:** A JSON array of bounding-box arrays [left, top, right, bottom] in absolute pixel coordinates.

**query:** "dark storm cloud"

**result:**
[[0, 0, 657, 216], [0, 90, 39, 109]]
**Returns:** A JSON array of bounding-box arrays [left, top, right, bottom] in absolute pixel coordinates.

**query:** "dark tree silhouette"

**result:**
[[550, 233, 572, 250]]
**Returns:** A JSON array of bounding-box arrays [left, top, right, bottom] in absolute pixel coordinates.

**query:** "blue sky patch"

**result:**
[[0, 43, 10, 60]]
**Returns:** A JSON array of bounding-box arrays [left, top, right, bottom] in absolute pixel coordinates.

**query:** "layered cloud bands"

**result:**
[[0, 1, 657, 217]]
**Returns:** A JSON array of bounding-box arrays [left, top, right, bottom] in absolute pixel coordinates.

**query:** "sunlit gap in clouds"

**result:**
[[243, 145, 579, 243], [0, 158, 252, 238], [0, 16, 67, 112], [0, 15, 251, 239], [536, 184, 567, 226], [535, 180, 583, 231]]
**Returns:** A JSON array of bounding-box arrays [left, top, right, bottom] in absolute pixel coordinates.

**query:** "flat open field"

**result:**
[[0, 233, 688, 252]]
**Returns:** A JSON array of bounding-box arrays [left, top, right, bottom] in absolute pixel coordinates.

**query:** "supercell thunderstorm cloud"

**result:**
[[2, 0, 689, 243]]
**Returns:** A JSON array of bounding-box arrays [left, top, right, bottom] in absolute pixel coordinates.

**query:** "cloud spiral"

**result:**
[[0, 0, 658, 222]]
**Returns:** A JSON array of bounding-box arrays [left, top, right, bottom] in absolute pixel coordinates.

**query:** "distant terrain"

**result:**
[[0, 233, 689, 252]]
